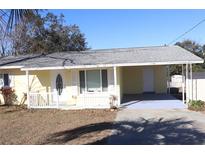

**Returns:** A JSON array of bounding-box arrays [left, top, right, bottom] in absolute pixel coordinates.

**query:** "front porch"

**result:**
[[29, 92, 111, 109]]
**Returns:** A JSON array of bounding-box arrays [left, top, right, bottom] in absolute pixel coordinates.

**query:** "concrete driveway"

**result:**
[[121, 94, 187, 109], [107, 109, 205, 145]]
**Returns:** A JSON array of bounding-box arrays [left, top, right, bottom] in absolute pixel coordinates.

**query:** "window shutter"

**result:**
[[3, 74, 9, 86], [79, 71, 85, 94], [102, 70, 108, 91]]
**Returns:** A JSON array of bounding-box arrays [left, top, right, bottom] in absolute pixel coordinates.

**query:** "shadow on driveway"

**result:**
[[42, 117, 205, 145]]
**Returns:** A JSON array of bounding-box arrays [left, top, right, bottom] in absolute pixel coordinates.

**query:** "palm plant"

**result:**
[[0, 9, 38, 33]]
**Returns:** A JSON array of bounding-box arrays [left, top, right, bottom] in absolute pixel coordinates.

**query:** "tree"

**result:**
[[175, 39, 204, 58], [11, 12, 88, 55], [170, 39, 205, 75], [0, 9, 38, 32]]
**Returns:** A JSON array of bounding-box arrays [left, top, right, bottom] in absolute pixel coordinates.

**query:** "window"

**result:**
[[79, 69, 108, 93], [0, 74, 9, 87], [86, 70, 101, 92]]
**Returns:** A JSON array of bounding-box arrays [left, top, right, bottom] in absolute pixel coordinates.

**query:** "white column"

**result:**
[[26, 70, 30, 108], [167, 66, 170, 94], [57, 94, 59, 109], [182, 64, 185, 104], [185, 64, 189, 103], [190, 63, 193, 101], [113, 66, 118, 106]]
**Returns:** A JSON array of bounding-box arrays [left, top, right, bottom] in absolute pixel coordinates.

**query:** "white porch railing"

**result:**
[[77, 94, 111, 108], [29, 92, 59, 108], [29, 92, 112, 109]]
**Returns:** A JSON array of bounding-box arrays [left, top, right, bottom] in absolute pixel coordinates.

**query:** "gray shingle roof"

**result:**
[[0, 46, 203, 69]]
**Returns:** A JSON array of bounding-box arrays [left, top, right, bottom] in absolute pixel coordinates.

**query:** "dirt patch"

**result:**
[[0, 106, 117, 145]]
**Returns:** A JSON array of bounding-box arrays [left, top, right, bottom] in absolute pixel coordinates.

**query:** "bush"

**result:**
[[0, 87, 17, 106], [188, 100, 205, 111]]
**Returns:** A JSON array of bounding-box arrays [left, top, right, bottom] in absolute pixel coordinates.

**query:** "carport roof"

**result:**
[[0, 45, 203, 70]]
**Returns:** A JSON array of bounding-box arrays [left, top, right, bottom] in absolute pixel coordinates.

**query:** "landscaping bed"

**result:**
[[0, 106, 117, 145], [188, 100, 205, 111]]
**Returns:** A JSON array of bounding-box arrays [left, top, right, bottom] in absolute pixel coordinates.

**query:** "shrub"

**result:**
[[109, 95, 118, 109], [0, 87, 17, 106], [188, 100, 205, 111]]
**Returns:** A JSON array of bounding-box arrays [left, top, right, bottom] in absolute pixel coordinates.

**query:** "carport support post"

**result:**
[[167, 66, 170, 94], [26, 70, 30, 108], [113, 66, 118, 107], [190, 63, 193, 101], [182, 64, 185, 104], [185, 63, 189, 103]]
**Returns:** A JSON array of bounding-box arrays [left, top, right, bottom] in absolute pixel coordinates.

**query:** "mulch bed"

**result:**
[[0, 105, 117, 145]]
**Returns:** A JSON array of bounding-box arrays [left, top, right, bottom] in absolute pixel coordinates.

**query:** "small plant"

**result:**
[[109, 95, 118, 110], [188, 100, 205, 111], [0, 87, 17, 106]]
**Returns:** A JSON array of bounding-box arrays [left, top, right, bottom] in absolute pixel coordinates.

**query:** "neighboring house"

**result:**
[[0, 46, 203, 109], [170, 75, 184, 88]]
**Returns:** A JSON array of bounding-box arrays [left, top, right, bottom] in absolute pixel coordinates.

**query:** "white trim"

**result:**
[[20, 60, 203, 71], [190, 63, 193, 101], [186, 64, 189, 103], [113, 66, 118, 106], [26, 70, 30, 108], [182, 64, 185, 104], [21, 66, 65, 71], [0, 66, 23, 69]]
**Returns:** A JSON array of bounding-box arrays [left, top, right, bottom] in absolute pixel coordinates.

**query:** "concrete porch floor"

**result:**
[[120, 94, 187, 109]]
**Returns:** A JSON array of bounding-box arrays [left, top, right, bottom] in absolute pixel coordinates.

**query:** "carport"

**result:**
[[120, 94, 187, 109], [116, 46, 204, 109]]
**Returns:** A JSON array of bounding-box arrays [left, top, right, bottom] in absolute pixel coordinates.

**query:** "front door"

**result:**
[[143, 67, 154, 93], [51, 70, 68, 105]]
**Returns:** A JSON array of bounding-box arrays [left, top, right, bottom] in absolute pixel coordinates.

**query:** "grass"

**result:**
[[0, 105, 117, 145], [188, 100, 205, 111]]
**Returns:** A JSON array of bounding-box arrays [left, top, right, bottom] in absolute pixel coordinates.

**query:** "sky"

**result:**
[[47, 9, 205, 49]]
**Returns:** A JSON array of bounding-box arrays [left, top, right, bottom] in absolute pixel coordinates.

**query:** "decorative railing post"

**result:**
[[26, 70, 30, 108]]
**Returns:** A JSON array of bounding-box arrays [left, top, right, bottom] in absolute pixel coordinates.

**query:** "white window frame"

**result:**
[[0, 74, 4, 88], [79, 69, 108, 94]]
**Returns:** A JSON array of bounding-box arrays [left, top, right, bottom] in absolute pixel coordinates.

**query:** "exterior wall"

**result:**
[[29, 70, 51, 93], [0, 68, 115, 108], [70, 67, 115, 108], [121, 65, 167, 95], [153, 66, 167, 93], [0, 69, 27, 104], [122, 66, 143, 94], [1, 65, 167, 107], [0, 69, 51, 105]]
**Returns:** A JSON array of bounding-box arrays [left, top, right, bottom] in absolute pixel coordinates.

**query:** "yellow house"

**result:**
[[0, 46, 203, 109]]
